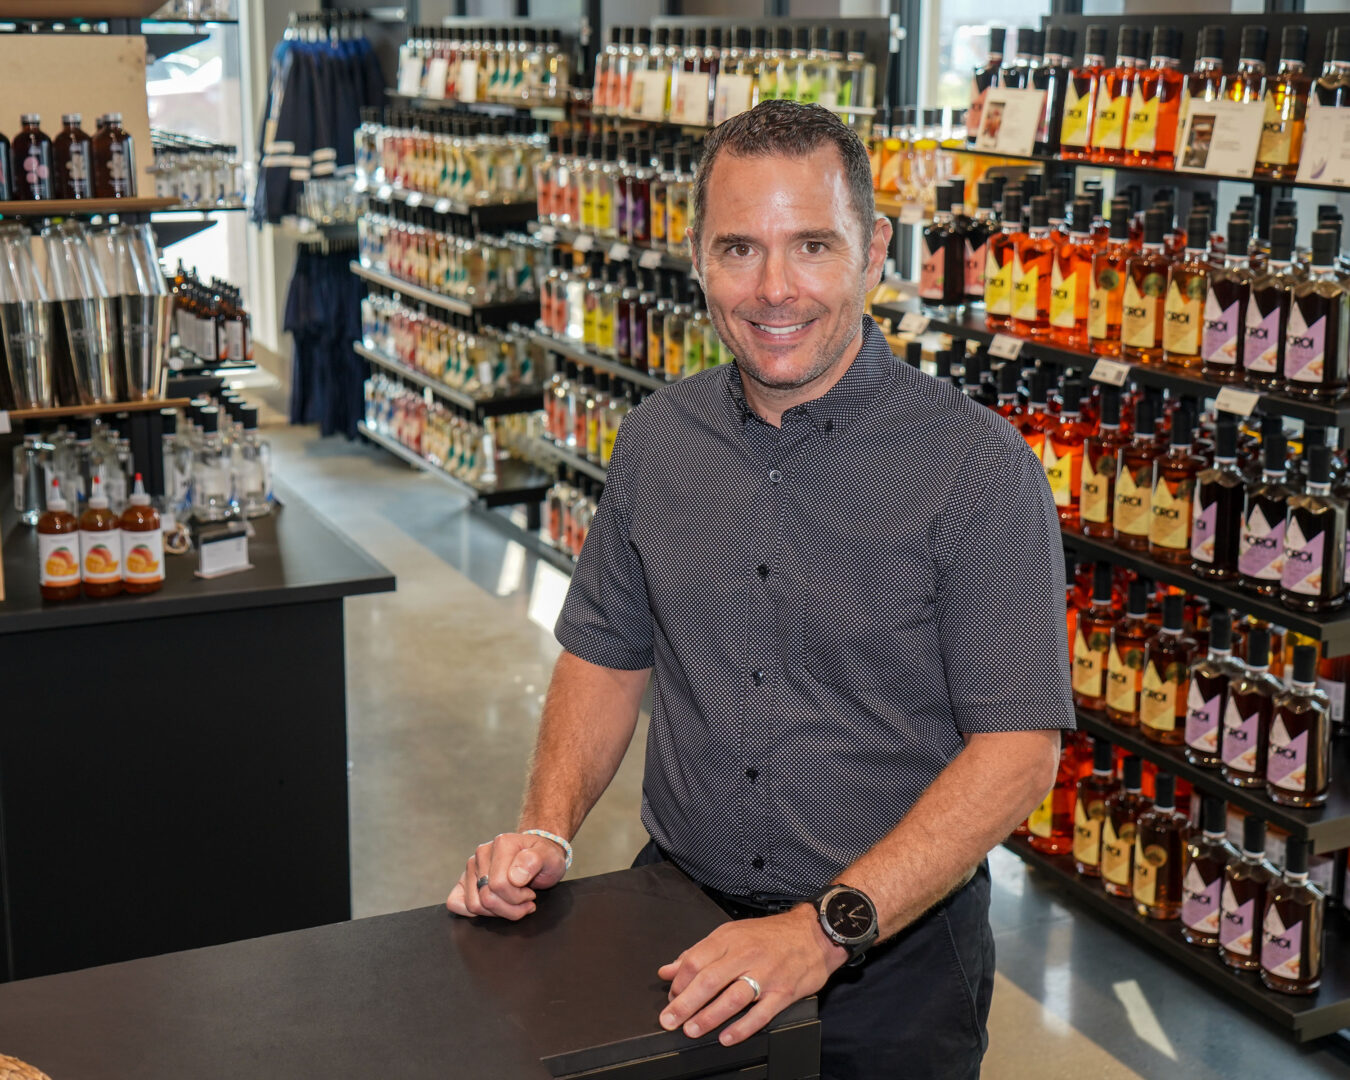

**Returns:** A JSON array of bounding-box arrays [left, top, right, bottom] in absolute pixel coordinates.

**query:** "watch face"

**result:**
[[825, 891, 873, 941]]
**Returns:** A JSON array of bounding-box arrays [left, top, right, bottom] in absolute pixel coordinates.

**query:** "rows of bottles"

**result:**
[[967, 22, 1350, 174], [395, 25, 573, 106], [0, 113, 137, 202], [169, 263, 252, 365], [1026, 730, 1326, 995], [354, 108, 547, 205], [360, 295, 537, 397], [867, 106, 965, 222], [539, 251, 730, 381], [149, 130, 246, 209], [542, 466, 601, 560], [591, 25, 875, 132], [541, 360, 642, 469], [357, 204, 545, 304]]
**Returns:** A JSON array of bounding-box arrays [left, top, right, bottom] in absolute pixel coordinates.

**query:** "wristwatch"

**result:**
[[813, 884, 879, 966]]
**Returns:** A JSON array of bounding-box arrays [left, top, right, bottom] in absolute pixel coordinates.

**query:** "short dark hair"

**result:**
[[692, 100, 876, 254]]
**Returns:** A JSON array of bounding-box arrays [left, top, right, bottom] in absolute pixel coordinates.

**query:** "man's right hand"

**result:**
[[446, 832, 569, 920]]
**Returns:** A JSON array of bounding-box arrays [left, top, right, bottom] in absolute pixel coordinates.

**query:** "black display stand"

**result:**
[[0, 863, 821, 1079]]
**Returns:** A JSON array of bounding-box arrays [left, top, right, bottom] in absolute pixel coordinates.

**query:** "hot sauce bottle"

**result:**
[[984, 188, 1022, 333], [11, 114, 54, 201], [1121, 209, 1172, 365], [1261, 835, 1325, 995], [1283, 229, 1350, 402], [1060, 25, 1108, 161], [1114, 396, 1161, 552], [1089, 197, 1133, 357], [1106, 579, 1155, 727], [1090, 26, 1143, 165], [1012, 196, 1055, 339], [1202, 217, 1253, 382], [1081, 386, 1128, 538], [1133, 773, 1188, 919], [1268, 644, 1332, 807], [1102, 754, 1150, 898], [37, 478, 81, 602], [1045, 379, 1090, 528], [1222, 625, 1280, 788], [1073, 737, 1120, 878], [1073, 562, 1116, 712], [1220, 815, 1277, 971], [1177, 26, 1227, 152], [1181, 795, 1237, 947], [1139, 593, 1193, 746], [1185, 610, 1238, 768], [1255, 25, 1311, 182], [1191, 420, 1245, 581], [120, 473, 164, 595], [78, 475, 121, 599], [1281, 444, 1347, 613], [1149, 409, 1202, 566], [1123, 26, 1183, 169], [1050, 198, 1096, 349]]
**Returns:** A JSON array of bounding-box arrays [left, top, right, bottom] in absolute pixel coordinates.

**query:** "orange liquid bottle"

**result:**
[[984, 188, 1022, 332], [1060, 26, 1108, 161], [1073, 563, 1116, 712], [1018, 369, 1054, 459], [1089, 197, 1133, 357], [1045, 379, 1091, 529], [79, 475, 122, 598], [1029, 731, 1091, 856], [1221, 25, 1270, 106], [1050, 197, 1097, 348], [120, 473, 164, 595], [1089, 26, 1144, 164], [37, 478, 81, 602], [1012, 195, 1055, 339], [1140, 594, 1194, 746], [1123, 26, 1183, 169], [1121, 208, 1172, 365]]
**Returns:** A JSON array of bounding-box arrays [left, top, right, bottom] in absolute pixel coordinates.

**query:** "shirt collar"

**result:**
[[724, 315, 897, 432]]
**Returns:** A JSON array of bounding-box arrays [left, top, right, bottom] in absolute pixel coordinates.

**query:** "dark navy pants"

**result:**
[[633, 841, 995, 1079]]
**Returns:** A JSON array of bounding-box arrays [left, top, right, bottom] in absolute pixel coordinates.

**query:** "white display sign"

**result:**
[[898, 312, 929, 335], [973, 88, 1047, 158], [638, 248, 665, 269], [1175, 99, 1266, 178], [671, 72, 712, 127], [1297, 106, 1350, 188], [1214, 385, 1262, 418], [630, 70, 669, 122], [423, 58, 448, 101], [1089, 358, 1131, 387], [989, 334, 1024, 361], [713, 74, 754, 126]]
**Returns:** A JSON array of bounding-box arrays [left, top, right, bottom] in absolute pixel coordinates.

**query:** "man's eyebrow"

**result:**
[[710, 228, 847, 247]]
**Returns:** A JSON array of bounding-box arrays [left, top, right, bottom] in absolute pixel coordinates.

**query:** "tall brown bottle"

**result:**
[[52, 113, 93, 200], [92, 112, 137, 198], [1133, 774, 1188, 919], [11, 114, 53, 200], [1081, 386, 1129, 538], [1181, 795, 1237, 947], [1222, 625, 1281, 787], [1106, 578, 1156, 727], [1121, 208, 1172, 364], [1113, 396, 1161, 551], [1139, 593, 1192, 745], [1101, 754, 1150, 898], [1073, 562, 1116, 712], [1149, 409, 1202, 565], [1073, 737, 1120, 877], [1220, 815, 1278, 971], [1268, 644, 1333, 807], [1260, 836, 1325, 995], [1184, 609, 1239, 768]]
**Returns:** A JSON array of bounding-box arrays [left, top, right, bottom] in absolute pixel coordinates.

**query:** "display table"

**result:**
[[0, 483, 395, 981], [0, 863, 821, 1079]]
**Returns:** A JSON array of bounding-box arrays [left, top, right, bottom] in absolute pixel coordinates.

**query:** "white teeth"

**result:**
[[753, 322, 807, 335]]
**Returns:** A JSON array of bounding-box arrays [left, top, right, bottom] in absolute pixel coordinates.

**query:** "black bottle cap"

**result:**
[[936, 349, 953, 380], [1029, 196, 1050, 229], [1248, 625, 1271, 668], [1134, 397, 1156, 438], [1202, 795, 1227, 835], [1170, 409, 1193, 448], [199, 406, 220, 434], [1186, 211, 1210, 247], [159, 407, 177, 435], [935, 184, 954, 213], [998, 361, 1021, 396], [1242, 814, 1267, 856], [1270, 222, 1296, 262], [1285, 835, 1309, 875], [1309, 443, 1332, 485], [1143, 208, 1167, 245], [1093, 561, 1114, 604], [1280, 24, 1309, 63], [1331, 26, 1350, 65], [1214, 420, 1238, 459], [793, 26, 810, 51], [1002, 189, 1023, 222], [1198, 25, 1226, 61], [848, 29, 867, 56], [1210, 609, 1233, 652], [1116, 25, 1141, 61], [1127, 577, 1148, 617], [950, 177, 966, 206], [239, 405, 259, 431], [1238, 25, 1269, 64], [905, 340, 923, 368], [1084, 25, 1108, 58], [1320, 204, 1343, 223], [989, 26, 1006, 55], [810, 25, 829, 52], [1109, 204, 1130, 241], [1264, 432, 1287, 472], [1312, 228, 1339, 268], [1093, 737, 1115, 773], [965, 348, 985, 386], [1047, 185, 1067, 223], [1099, 386, 1121, 426], [1149, 25, 1177, 61], [976, 179, 997, 212], [1046, 25, 1073, 59], [1293, 643, 1319, 685], [1122, 754, 1143, 791], [1028, 369, 1048, 405], [1071, 198, 1094, 235], [750, 27, 766, 50], [1163, 592, 1185, 632], [1227, 216, 1251, 254], [1154, 773, 1176, 811], [1021, 173, 1042, 199], [670, 26, 686, 47], [829, 28, 846, 54]]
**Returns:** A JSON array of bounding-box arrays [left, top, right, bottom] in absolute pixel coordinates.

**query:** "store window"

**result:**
[[930, 0, 1051, 112]]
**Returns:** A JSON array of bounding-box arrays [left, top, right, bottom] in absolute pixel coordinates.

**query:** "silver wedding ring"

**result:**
[[476, 875, 490, 889], [737, 974, 762, 1001]]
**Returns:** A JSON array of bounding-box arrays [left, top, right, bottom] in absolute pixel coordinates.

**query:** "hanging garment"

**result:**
[[285, 247, 367, 439]]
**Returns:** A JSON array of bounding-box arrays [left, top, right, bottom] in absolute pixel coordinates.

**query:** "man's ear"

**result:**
[[865, 214, 893, 290], [687, 227, 701, 285]]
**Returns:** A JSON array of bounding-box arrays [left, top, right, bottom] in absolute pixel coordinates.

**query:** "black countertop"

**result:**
[[0, 863, 817, 1079], [0, 480, 395, 634]]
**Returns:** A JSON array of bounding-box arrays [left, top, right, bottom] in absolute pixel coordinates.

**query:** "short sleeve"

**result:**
[[932, 433, 1076, 734], [554, 425, 655, 671]]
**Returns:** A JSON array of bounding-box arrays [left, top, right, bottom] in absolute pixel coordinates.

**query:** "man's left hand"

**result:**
[[657, 904, 849, 1046]]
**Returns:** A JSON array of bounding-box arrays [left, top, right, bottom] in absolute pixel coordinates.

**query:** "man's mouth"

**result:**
[[747, 319, 814, 337]]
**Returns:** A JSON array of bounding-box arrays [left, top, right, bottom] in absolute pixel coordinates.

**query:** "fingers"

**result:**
[[447, 833, 563, 920], [661, 959, 739, 1035], [717, 995, 785, 1046], [446, 881, 470, 916], [680, 977, 761, 1039]]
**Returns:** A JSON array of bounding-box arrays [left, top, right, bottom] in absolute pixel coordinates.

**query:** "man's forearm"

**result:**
[[839, 729, 1061, 940], [517, 650, 652, 840]]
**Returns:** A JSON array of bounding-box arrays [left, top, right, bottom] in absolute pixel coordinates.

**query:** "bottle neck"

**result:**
[[1278, 59, 1306, 76], [1237, 58, 1266, 76], [1209, 646, 1232, 661], [1002, 220, 1020, 235], [1308, 480, 1331, 496], [1143, 240, 1165, 253], [1029, 225, 1050, 239], [1242, 848, 1265, 862], [1185, 245, 1206, 259], [1286, 870, 1309, 886], [1263, 467, 1288, 483], [1081, 53, 1105, 69], [1099, 421, 1120, 434], [1194, 56, 1224, 74]]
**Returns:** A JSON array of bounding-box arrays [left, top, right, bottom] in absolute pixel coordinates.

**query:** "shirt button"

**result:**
[[752, 670, 765, 685], [768, 469, 782, 483], [752, 856, 765, 870], [757, 564, 770, 578], [746, 767, 759, 781]]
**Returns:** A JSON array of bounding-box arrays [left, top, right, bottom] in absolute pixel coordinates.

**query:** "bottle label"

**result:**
[[1140, 660, 1179, 732], [1101, 817, 1135, 885], [1241, 504, 1287, 580], [1027, 791, 1054, 838], [1150, 475, 1192, 551], [1317, 675, 1345, 723], [1133, 838, 1164, 905], [1244, 303, 1282, 373], [969, 84, 988, 137], [1220, 884, 1255, 955], [1088, 266, 1121, 341], [1261, 907, 1303, 981], [122, 530, 165, 584], [1050, 262, 1078, 329], [1093, 89, 1127, 149], [1012, 252, 1039, 322], [1163, 277, 1203, 356], [1185, 680, 1224, 754], [964, 238, 986, 298], [1073, 796, 1105, 865], [1257, 90, 1295, 166], [1106, 641, 1143, 715], [1081, 450, 1113, 523], [1221, 697, 1260, 773], [1285, 310, 1327, 385], [1061, 81, 1092, 147], [1202, 292, 1242, 367], [1267, 714, 1308, 792], [1042, 438, 1077, 509], [1182, 863, 1222, 934], [1114, 465, 1151, 537], [39, 532, 81, 587], [1124, 83, 1160, 153], [984, 248, 1012, 315], [79, 528, 121, 584], [1072, 624, 1106, 697], [1191, 498, 1218, 563], [1282, 520, 1325, 597], [1122, 275, 1161, 349], [919, 236, 946, 300]]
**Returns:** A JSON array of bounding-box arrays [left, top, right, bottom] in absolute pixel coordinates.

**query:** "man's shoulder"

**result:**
[[619, 366, 735, 439], [885, 361, 1033, 463]]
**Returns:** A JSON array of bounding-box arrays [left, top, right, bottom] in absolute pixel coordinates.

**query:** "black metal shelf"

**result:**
[[528, 435, 607, 484], [1002, 835, 1350, 1041], [1075, 710, 1350, 855], [384, 89, 569, 119], [358, 180, 537, 231], [529, 221, 694, 273], [871, 300, 1350, 427], [354, 342, 543, 418], [348, 261, 539, 327], [525, 328, 672, 392]]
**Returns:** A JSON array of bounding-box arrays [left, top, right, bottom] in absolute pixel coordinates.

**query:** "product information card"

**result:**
[[1296, 107, 1350, 189], [973, 88, 1047, 158], [1175, 99, 1266, 178], [713, 74, 755, 126], [630, 70, 669, 122]]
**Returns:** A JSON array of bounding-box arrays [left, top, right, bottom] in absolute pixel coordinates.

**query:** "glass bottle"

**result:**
[[1102, 754, 1150, 899], [1149, 409, 1202, 565], [963, 180, 998, 310], [1260, 836, 1325, 995], [0, 128, 10, 200], [1033, 25, 1075, 157], [1012, 196, 1055, 339], [1185, 610, 1240, 768], [1016, 370, 1054, 461], [1050, 198, 1095, 349], [967, 26, 1005, 147], [1313, 25, 1350, 107], [1220, 815, 1277, 971], [1133, 774, 1187, 920], [665, 150, 692, 257], [11, 114, 54, 200], [1223, 25, 1271, 108], [1089, 198, 1133, 357], [1281, 444, 1347, 612], [1255, 25, 1311, 181], [1202, 217, 1253, 382], [92, 112, 136, 198], [1268, 644, 1332, 807], [1001, 27, 1038, 91], [1181, 795, 1237, 947], [1222, 625, 1281, 788], [190, 406, 232, 522], [1045, 379, 1090, 529], [1060, 25, 1107, 161], [1191, 420, 1245, 581], [919, 184, 961, 313], [232, 405, 272, 518], [1027, 732, 1089, 857], [1089, 26, 1144, 165], [12, 421, 47, 527], [1073, 563, 1116, 712], [1074, 737, 1120, 878], [1140, 593, 1192, 746], [1121, 209, 1172, 365], [1162, 211, 1211, 370], [1244, 223, 1298, 390], [601, 380, 631, 468], [984, 189, 1022, 333], [1123, 26, 1183, 169], [1081, 386, 1128, 538], [52, 113, 93, 200], [1177, 26, 1227, 156], [1284, 229, 1349, 402], [1114, 396, 1161, 552]]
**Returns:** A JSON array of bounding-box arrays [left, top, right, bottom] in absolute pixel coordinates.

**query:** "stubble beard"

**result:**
[[707, 288, 866, 393]]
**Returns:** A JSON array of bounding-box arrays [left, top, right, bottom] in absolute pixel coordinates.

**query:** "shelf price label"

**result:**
[[897, 312, 930, 336], [571, 233, 596, 253], [637, 249, 665, 269], [0, 411, 10, 435], [1214, 385, 1261, 418], [536, 225, 558, 244], [989, 335, 1024, 361], [609, 243, 631, 262], [1089, 358, 1131, 387]]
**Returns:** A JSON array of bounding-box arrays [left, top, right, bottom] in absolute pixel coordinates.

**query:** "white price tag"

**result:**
[[423, 57, 449, 101], [1297, 107, 1350, 188], [1214, 385, 1262, 418], [609, 243, 631, 261], [632, 70, 669, 122], [571, 233, 596, 253], [404, 191, 423, 208], [898, 312, 930, 335], [989, 334, 1024, 361], [1089, 358, 1131, 387], [638, 249, 665, 269], [536, 225, 558, 244], [433, 198, 453, 215], [0, 410, 10, 435], [196, 525, 251, 579]]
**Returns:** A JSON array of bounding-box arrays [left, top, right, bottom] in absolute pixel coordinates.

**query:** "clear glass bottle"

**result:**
[[1049, 198, 1096, 349], [1222, 625, 1281, 788], [1090, 26, 1144, 164], [1313, 25, 1350, 107], [1113, 396, 1160, 551], [12, 420, 47, 526], [1221, 25, 1271, 105], [1123, 26, 1184, 169], [1181, 795, 1237, 947], [1045, 379, 1090, 529], [984, 189, 1022, 333], [1149, 410, 1202, 565], [1012, 196, 1055, 339], [190, 406, 233, 522], [1162, 211, 1211, 370], [1089, 197, 1134, 357], [1260, 836, 1326, 994], [232, 405, 272, 518]]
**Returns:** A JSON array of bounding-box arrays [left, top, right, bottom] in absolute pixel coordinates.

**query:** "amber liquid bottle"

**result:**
[[11, 114, 53, 201], [1114, 396, 1161, 551], [1161, 212, 1211, 370], [1121, 209, 1172, 365], [52, 113, 93, 200], [1177, 26, 1227, 157], [1102, 754, 1150, 898], [1012, 196, 1055, 339], [1073, 563, 1116, 712], [1202, 218, 1253, 382], [1283, 229, 1350, 403], [1139, 593, 1192, 745], [984, 189, 1023, 333], [1050, 198, 1096, 349], [1184, 610, 1238, 767], [1268, 644, 1332, 807], [1123, 26, 1183, 169], [1222, 625, 1281, 787], [1281, 444, 1348, 613], [1073, 737, 1120, 877], [1106, 579, 1155, 727], [1181, 795, 1237, 947], [1191, 421, 1245, 581], [1260, 836, 1326, 995], [1221, 25, 1270, 106], [1027, 732, 1088, 857], [1089, 197, 1133, 357], [1313, 25, 1350, 107], [1060, 25, 1107, 161], [92, 111, 136, 198], [1244, 223, 1298, 390], [1045, 379, 1090, 528], [1017, 369, 1054, 460], [1081, 386, 1128, 538], [1133, 774, 1187, 919], [1255, 25, 1311, 182], [1220, 815, 1277, 971], [1149, 409, 1202, 565], [1089, 25, 1143, 165]]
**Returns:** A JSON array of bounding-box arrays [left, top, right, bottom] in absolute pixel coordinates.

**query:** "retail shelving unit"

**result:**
[[354, 341, 542, 418], [349, 260, 539, 326], [525, 328, 671, 393]]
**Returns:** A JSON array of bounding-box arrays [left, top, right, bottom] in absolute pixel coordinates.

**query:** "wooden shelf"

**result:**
[[0, 196, 179, 218], [5, 397, 188, 423]]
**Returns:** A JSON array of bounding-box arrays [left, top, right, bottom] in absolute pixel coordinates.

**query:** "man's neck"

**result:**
[[739, 328, 864, 427]]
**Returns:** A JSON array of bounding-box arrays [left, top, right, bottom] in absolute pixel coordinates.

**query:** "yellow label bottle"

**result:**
[[1101, 817, 1134, 887], [1114, 466, 1151, 539], [1139, 659, 1177, 732], [1060, 82, 1093, 148], [1043, 438, 1073, 509], [1012, 253, 1039, 322], [1092, 87, 1127, 151], [1123, 84, 1160, 153], [1027, 792, 1054, 838], [1132, 836, 1160, 905], [1080, 453, 1110, 524], [984, 247, 1012, 316], [1121, 276, 1158, 350], [1072, 624, 1105, 697], [1072, 797, 1104, 867], [1162, 276, 1203, 358], [1105, 643, 1136, 714], [1050, 262, 1078, 330]]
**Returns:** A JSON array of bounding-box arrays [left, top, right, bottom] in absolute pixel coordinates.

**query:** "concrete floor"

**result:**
[[261, 406, 1350, 1079]]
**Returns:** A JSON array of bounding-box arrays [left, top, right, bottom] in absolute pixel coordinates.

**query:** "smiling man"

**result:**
[[447, 101, 1074, 1079]]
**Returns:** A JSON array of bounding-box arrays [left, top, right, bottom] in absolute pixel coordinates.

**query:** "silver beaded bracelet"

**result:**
[[522, 828, 574, 871]]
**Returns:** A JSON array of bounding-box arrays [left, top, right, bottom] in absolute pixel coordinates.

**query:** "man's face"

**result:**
[[691, 145, 888, 394]]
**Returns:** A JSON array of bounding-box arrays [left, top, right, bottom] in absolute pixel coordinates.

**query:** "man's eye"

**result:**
[[726, 244, 752, 257], [803, 241, 826, 254]]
